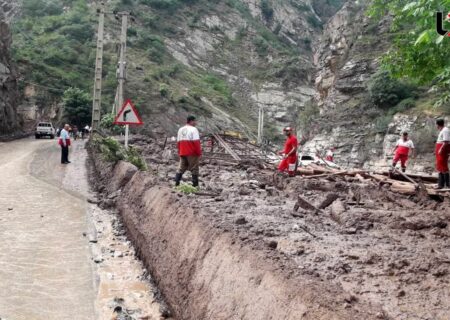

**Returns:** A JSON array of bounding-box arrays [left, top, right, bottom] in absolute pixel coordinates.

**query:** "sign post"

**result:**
[[113, 99, 143, 149]]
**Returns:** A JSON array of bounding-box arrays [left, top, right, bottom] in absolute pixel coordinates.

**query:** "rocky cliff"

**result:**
[[304, 2, 444, 172], [0, 5, 21, 136]]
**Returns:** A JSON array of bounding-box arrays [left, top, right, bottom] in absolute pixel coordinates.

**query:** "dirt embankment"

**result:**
[[87, 138, 390, 320]]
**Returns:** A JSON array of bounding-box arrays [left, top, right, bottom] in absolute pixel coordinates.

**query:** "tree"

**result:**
[[368, 70, 415, 109], [368, 0, 450, 106], [63, 88, 91, 127]]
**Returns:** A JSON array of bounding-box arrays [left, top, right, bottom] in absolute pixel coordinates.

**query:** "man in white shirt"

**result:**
[[175, 116, 202, 187], [435, 119, 450, 188], [392, 132, 415, 173], [59, 124, 71, 164]]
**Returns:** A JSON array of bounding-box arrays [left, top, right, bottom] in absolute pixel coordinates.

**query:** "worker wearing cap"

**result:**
[[435, 119, 450, 189], [175, 115, 202, 187], [278, 127, 298, 177], [392, 132, 415, 173]]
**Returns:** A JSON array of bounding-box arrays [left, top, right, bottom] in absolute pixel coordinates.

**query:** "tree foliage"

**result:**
[[368, 0, 450, 106], [63, 87, 91, 127], [368, 70, 415, 109]]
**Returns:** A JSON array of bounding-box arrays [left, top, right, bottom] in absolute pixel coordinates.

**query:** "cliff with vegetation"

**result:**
[[9, 0, 450, 168], [0, 2, 21, 136]]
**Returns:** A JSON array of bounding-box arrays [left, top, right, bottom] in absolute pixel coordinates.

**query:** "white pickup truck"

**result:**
[[35, 122, 55, 139]]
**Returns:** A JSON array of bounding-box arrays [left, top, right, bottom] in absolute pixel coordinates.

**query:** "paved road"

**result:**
[[0, 138, 96, 320]]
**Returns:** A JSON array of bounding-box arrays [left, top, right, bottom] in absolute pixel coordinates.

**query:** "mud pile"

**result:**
[[89, 135, 450, 320]]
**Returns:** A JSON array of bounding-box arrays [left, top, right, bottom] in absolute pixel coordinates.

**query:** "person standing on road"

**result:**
[[278, 127, 298, 177], [59, 124, 71, 164], [435, 119, 450, 189], [392, 132, 415, 173], [175, 116, 202, 187]]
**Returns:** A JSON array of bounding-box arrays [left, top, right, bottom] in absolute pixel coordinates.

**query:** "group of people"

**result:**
[[57, 124, 91, 140], [174, 116, 450, 190], [386, 119, 449, 188]]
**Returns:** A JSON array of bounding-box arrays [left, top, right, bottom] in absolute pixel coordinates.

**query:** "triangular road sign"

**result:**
[[113, 99, 143, 125]]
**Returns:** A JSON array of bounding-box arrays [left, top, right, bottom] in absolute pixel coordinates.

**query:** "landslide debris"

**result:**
[[129, 134, 450, 320]]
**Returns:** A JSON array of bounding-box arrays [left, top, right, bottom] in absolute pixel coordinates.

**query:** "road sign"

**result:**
[[113, 99, 143, 125]]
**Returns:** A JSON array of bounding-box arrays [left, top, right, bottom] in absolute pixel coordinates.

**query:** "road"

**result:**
[[0, 138, 96, 319]]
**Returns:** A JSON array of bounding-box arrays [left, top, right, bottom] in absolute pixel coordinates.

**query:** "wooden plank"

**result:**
[[301, 170, 348, 180], [394, 169, 419, 186], [212, 133, 242, 161]]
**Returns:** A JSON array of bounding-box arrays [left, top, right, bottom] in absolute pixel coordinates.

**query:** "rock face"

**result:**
[[0, 6, 21, 135], [303, 2, 393, 168]]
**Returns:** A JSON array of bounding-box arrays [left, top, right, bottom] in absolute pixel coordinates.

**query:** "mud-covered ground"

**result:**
[[131, 134, 450, 320]]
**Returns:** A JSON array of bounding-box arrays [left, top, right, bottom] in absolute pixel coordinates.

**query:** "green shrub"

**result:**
[[253, 36, 269, 56], [388, 97, 416, 115], [175, 183, 199, 194], [159, 83, 169, 97], [127, 147, 148, 171], [100, 114, 124, 134], [22, 0, 63, 17], [261, 0, 274, 21], [93, 136, 148, 171], [368, 70, 415, 109]]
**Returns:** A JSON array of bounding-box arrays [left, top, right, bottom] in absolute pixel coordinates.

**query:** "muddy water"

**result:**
[[0, 138, 164, 320], [0, 138, 96, 319]]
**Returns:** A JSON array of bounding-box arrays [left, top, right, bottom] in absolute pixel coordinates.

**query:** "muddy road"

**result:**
[[0, 138, 163, 320]]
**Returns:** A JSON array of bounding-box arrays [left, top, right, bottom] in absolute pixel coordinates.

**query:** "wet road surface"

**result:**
[[0, 138, 96, 319]]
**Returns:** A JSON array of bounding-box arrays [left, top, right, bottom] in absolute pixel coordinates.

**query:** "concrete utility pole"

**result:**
[[116, 11, 129, 148], [91, 2, 105, 131], [257, 105, 264, 145]]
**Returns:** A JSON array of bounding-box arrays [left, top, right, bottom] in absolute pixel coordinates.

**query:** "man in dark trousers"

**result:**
[[175, 116, 202, 187], [59, 124, 71, 164], [435, 119, 450, 188]]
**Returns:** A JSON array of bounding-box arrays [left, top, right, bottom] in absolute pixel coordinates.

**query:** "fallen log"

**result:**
[[294, 195, 323, 214], [378, 170, 438, 183], [394, 169, 418, 186], [301, 170, 349, 180], [296, 167, 315, 176], [390, 181, 416, 195]]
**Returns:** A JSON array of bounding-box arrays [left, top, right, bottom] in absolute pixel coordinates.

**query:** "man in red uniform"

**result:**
[[435, 119, 450, 189], [278, 127, 298, 177], [175, 115, 202, 187], [392, 132, 415, 173], [325, 147, 335, 162]]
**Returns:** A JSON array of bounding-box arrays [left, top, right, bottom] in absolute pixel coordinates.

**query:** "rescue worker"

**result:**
[[435, 119, 450, 189], [392, 132, 415, 173], [325, 147, 335, 162], [175, 116, 202, 187], [59, 124, 71, 164], [278, 127, 298, 177]]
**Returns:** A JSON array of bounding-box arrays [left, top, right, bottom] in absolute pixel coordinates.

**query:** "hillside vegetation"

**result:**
[[12, 0, 344, 138]]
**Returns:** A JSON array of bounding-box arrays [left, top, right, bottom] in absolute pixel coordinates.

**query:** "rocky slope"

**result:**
[[11, 0, 344, 139], [303, 1, 447, 172], [9, 0, 447, 168], [0, 3, 21, 136]]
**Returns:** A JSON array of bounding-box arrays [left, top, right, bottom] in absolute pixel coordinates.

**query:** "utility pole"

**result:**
[[257, 105, 264, 145], [91, 2, 105, 131], [116, 11, 129, 148]]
